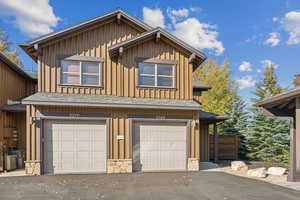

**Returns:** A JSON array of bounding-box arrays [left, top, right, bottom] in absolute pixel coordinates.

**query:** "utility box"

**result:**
[[5, 155, 17, 171]]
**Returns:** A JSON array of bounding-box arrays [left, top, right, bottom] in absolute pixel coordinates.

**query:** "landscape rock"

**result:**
[[267, 167, 287, 176], [231, 161, 248, 171], [247, 167, 267, 178]]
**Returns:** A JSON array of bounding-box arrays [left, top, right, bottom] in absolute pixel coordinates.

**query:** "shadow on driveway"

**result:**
[[0, 171, 299, 200]]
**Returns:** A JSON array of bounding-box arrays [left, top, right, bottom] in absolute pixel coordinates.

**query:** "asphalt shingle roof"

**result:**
[[23, 92, 201, 110]]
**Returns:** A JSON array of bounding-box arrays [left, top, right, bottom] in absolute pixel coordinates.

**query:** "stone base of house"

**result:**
[[187, 158, 199, 171], [25, 160, 41, 175], [107, 159, 132, 173]]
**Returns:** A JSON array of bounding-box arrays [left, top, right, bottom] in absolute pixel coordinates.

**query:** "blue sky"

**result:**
[[1, 0, 300, 102]]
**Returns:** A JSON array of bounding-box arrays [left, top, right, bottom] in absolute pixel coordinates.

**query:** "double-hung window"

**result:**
[[61, 60, 101, 86], [138, 63, 175, 88]]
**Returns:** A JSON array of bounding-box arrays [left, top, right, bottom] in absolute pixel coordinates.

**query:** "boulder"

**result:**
[[267, 167, 287, 176], [247, 167, 267, 178], [231, 161, 248, 171]]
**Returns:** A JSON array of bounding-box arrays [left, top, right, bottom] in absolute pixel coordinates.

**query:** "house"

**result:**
[[0, 52, 36, 171], [19, 9, 227, 175], [256, 74, 300, 182]]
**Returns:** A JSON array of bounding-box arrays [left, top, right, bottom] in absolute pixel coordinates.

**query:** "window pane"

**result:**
[[82, 62, 99, 73], [82, 74, 99, 86], [62, 61, 80, 73], [139, 75, 155, 86], [62, 74, 80, 85], [157, 76, 173, 87], [139, 63, 155, 75], [157, 65, 173, 76]]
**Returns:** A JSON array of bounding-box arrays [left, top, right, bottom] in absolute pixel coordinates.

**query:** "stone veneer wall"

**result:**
[[107, 159, 132, 173], [187, 158, 199, 171], [25, 161, 41, 175]]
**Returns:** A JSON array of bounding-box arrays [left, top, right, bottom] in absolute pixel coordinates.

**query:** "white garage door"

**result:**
[[43, 120, 106, 174], [133, 122, 187, 172]]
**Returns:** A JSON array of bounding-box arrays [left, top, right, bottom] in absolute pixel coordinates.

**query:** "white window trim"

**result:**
[[60, 60, 102, 87], [138, 63, 176, 88]]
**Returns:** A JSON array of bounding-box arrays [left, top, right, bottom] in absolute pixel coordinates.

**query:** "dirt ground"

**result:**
[[0, 171, 299, 200]]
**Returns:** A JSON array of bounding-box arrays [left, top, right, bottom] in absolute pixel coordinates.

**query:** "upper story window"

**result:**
[[61, 60, 101, 86], [138, 63, 175, 88]]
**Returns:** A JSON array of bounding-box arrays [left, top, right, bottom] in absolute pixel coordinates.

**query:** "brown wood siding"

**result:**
[[0, 60, 35, 153], [26, 105, 200, 162], [200, 121, 210, 162], [38, 20, 193, 99]]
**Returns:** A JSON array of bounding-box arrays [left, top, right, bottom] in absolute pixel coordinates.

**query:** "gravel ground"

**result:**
[[0, 172, 299, 200]]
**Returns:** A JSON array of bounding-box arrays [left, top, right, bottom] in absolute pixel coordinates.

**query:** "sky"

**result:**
[[0, 0, 300, 102]]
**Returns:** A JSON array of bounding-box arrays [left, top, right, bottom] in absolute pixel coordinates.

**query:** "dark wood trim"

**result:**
[[135, 57, 178, 65]]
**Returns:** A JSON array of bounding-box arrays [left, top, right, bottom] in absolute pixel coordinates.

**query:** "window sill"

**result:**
[[136, 85, 177, 90], [58, 84, 104, 89]]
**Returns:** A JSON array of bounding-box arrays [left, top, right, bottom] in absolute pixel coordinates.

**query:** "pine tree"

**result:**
[[245, 65, 290, 163], [0, 28, 23, 66], [252, 64, 282, 102], [193, 59, 236, 115], [221, 95, 249, 158]]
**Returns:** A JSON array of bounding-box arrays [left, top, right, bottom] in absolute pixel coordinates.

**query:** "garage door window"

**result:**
[[138, 63, 175, 88]]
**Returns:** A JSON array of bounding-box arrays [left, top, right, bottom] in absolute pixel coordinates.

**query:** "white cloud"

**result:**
[[167, 8, 189, 24], [256, 69, 262, 73], [281, 11, 300, 45], [143, 7, 165, 28], [272, 17, 278, 22], [261, 59, 279, 69], [239, 61, 252, 72], [264, 32, 280, 46], [172, 18, 224, 55], [142, 7, 224, 56], [236, 76, 256, 89], [0, 0, 60, 37]]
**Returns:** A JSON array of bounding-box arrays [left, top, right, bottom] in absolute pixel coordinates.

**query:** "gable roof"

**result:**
[[18, 9, 151, 60], [0, 52, 36, 81], [108, 27, 207, 66]]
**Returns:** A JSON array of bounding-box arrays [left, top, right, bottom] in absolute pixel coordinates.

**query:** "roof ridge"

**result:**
[[19, 8, 151, 47]]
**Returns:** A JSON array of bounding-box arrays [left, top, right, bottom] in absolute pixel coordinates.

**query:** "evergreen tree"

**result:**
[[245, 64, 290, 163], [193, 59, 236, 115], [221, 95, 249, 158], [252, 64, 282, 102], [0, 28, 23, 66]]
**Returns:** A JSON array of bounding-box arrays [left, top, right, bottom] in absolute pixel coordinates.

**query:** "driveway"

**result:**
[[0, 172, 299, 200]]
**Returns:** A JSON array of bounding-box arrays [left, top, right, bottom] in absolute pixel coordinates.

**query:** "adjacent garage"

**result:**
[[133, 121, 187, 172], [43, 120, 107, 174]]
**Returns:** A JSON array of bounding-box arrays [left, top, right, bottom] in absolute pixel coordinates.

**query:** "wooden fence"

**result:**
[[209, 135, 239, 160]]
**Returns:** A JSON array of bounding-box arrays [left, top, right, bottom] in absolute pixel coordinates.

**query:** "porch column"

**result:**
[[213, 123, 219, 163], [293, 97, 300, 181]]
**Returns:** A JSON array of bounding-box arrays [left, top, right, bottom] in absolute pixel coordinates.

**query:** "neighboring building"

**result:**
[[19, 9, 227, 175], [0, 52, 36, 171], [256, 74, 300, 182]]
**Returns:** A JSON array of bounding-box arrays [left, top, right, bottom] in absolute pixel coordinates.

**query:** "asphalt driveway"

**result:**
[[0, 172, 299, 200]]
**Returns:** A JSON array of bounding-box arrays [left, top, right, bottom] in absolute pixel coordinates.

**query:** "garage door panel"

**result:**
[[43, 120, 107, 174], [133, 122, 187, 172]]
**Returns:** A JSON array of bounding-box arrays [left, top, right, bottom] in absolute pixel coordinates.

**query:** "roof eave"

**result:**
[[0, 52, 36, 81], [22, 100, 201, 111]]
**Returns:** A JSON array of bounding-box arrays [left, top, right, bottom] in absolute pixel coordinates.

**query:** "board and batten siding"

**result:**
[[26, 105, 200, 162], [38, 19, 193, 99], [0, 60, 34, 152]]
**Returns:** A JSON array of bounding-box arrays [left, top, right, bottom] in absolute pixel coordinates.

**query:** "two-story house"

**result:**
[[0, 52, 36, 171], [19, 9, 227, 175]]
